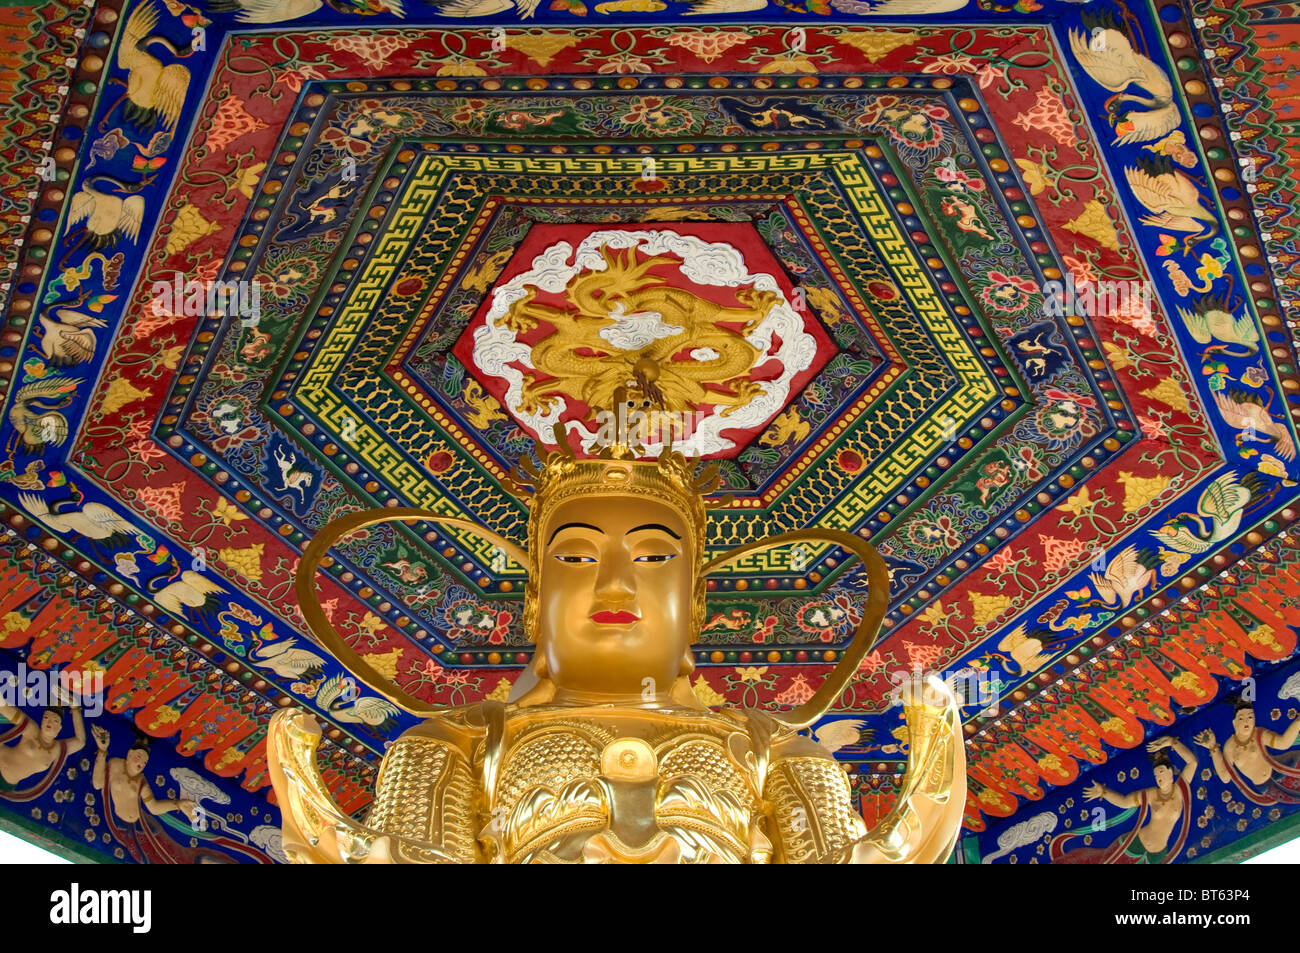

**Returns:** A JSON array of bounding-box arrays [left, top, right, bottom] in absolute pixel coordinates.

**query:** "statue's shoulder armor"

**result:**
[[363, 707, 487, 861], [722, 707, 831, 767], [390, 702, 489, 760], [772, 732, 836, 762]]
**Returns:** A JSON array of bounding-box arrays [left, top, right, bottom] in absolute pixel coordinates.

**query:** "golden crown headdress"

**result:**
[[506, 367, 728, 638]]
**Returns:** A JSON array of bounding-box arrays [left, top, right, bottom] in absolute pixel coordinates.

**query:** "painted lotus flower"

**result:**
[[921, 53, 978, 75], [876, 104, 948, 150], [1062, 254, 1097, 287], [450, 99, 489, 127], [975, 63, 1008, 90], [595, 53, 655, 74], [275, 64, 326, 94], [620, 96, 697, 135], [980, 270, 1041, 313], [901, 511, 964, 558]]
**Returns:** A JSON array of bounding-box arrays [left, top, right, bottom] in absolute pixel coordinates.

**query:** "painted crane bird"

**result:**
[[66, 176, 151, 254], [1069, 10, 1177, 146], [315, 674, 401, 738], [200, 0, 404, 22], [18, 486, 148, 553], [115, 0, 194, 133], [1124, 155, 1218, 256], [1175, 294, 1260, 357], [246, 623, 328, 682], [38, 309, 108, 367], [1154, 471, 1261, 558], [1214, 390, 1297, 462], [147, 557, 228, 620], [7, 377, 81, 455]]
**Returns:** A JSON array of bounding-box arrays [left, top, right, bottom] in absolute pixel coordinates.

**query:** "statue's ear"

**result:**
[[670, 650, 706, 709], [670, 678, 705, 709], [509, 652, 554, 707], [506, 661, 539, 703]]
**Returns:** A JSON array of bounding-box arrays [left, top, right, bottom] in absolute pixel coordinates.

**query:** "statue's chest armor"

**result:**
[[487, 709, 764, 863]]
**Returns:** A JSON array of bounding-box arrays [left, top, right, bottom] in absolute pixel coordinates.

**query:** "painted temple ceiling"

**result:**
[[0, 0, 1298, 862]]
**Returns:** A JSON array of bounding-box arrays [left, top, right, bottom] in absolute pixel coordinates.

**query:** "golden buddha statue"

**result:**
[[268, 395, 967, 864]]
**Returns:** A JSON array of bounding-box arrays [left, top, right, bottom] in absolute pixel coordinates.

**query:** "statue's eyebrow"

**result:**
[[548, 522, 603, 544], [628, 523, 681, 539]]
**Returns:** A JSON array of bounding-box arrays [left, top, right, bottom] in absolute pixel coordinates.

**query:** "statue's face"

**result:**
[[539, 494, 693, 700], [1153, 763, 1173, 791], [126, 748, 148, 776], [40, 710, 61, 741], [1234, 707, 1255, 735]]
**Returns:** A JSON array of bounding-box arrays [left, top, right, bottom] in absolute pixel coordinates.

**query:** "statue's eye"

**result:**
[[554, 554, 596, 564], [634, 554, 675, 563]]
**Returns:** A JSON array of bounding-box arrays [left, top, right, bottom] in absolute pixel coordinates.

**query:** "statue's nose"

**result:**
[[594, 549, 635, 603]]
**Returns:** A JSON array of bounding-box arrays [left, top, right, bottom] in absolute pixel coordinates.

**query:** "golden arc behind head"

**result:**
[[296, 520, 887, 729]]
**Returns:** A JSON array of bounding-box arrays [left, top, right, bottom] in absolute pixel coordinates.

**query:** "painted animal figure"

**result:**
[[1069, 17, 1176, 146], [273, 446, 313, 501], [315, 674, 400, 737], [461, 381, 507, 429], [249, 624, 327, 681], [147, 560, 227, 618], [7, 377, 81, 455], [66, 176, 150, 252], [1085, 546, 1159, 610], [760, 407, 810, 448], [1154, 472, 1255, 556], [1124, 158, 1218, 255], [203, 0, 403, 21], [1214, 390, 1295, 462], [18, 489, 145, 549], [811, 719, 873, 755], [996, 623, 1057, 675], [303, 183, 353, 225], [39, 309, 108, 366], [1175, 295, 1259, 356], [116, 1, 193, 133]]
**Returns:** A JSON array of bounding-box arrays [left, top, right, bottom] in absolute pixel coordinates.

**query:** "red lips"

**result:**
[[590, 610, 640, 625]]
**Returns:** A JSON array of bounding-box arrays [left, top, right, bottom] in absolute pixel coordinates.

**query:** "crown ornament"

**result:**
[[507, 356, 727, 639]]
